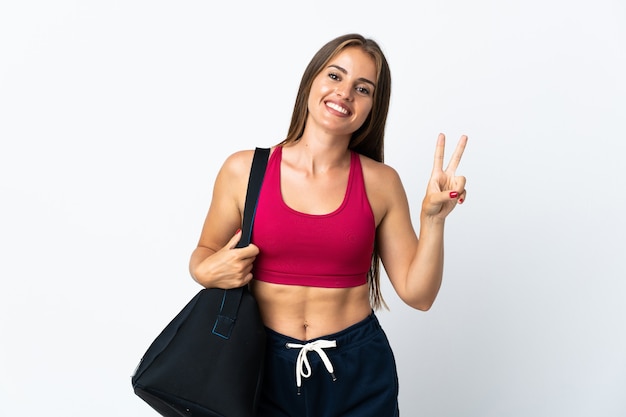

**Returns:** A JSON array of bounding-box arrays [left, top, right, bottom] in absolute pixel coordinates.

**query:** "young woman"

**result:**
[[189, 33, 468, 417]]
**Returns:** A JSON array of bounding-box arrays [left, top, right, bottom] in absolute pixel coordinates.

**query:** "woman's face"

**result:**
[[306, 46, 377, 138]]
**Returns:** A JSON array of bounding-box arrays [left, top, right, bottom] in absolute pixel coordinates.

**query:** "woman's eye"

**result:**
[[328, 72, 340, 80], [356, 86, 370, 95]]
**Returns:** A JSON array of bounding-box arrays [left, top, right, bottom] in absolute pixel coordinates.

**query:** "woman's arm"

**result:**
[[375, 134, 467, 310], [188, 149, 261, 289]]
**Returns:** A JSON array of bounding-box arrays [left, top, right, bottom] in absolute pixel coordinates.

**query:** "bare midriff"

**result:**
[[250, 280, 372, 341]]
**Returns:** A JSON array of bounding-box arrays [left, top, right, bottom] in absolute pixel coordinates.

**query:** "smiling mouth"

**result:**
[[326, 101, 350, 115]]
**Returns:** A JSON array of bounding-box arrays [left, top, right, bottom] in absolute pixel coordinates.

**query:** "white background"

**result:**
[[1, 1, 625, 416]]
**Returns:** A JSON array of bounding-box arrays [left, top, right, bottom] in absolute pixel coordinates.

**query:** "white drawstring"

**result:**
[[286, 339, 337, 394]]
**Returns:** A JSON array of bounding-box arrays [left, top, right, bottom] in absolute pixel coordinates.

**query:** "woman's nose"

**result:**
[[335, 83, 353, 101]]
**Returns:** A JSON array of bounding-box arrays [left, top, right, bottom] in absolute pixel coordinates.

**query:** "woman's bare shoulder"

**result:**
[[220, 147, 275, 175], [358, 154, 403, 189], [214, 147, 275, 195], [358, 154, 408, 225], [220, 149, 256, 174]]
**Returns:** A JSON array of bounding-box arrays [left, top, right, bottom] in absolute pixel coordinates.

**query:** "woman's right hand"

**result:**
[[191, 230, 260, 289]]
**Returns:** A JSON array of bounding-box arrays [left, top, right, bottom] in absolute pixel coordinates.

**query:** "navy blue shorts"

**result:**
[[257, 313, 400, 417]]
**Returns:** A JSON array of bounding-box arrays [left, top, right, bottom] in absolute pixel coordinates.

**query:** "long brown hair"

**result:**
[[279, 34, 392, 310]]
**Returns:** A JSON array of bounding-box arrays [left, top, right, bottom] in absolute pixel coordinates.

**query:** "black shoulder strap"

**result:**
[[236, 147, 270, 249], [213, 147, 270, 339]]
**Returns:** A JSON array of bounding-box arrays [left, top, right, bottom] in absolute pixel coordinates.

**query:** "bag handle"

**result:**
[[235, 147, 270, 248], [212, 147, 270, 339]]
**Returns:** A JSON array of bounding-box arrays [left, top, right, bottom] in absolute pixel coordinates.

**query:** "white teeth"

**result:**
[[326, 102, 348, 114]]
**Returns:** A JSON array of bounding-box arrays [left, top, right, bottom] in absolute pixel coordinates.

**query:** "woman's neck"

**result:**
[[283, 134, 352, 175]]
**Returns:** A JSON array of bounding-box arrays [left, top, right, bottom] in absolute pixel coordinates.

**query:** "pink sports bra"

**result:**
[[252, 146, 375, 288]]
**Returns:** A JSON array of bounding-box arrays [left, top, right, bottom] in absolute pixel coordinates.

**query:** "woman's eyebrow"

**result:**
[[328, 64, 376, 88]]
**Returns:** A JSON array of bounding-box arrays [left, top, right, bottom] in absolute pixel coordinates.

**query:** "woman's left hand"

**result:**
[[421, 133, 468, 221]]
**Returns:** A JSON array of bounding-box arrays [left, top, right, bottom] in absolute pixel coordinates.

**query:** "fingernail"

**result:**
[[449, 191, 459, 199], [235, 228, 241, 234], [459, 198, 464, 204]]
